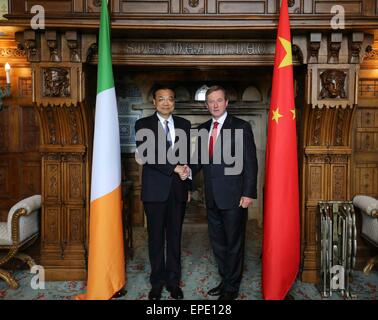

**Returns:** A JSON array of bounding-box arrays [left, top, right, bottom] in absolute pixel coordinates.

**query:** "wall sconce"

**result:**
[[0, 63, 11, 111]]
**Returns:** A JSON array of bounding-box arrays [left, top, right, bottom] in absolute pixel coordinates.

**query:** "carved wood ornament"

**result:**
[[188, 0, 199, 8], [319, 70, 346, 99], [43, 68, 70, 98]]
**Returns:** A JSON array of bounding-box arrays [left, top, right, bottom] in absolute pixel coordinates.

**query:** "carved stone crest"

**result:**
[[43, 68, 70, 97], [319, 70, 346, 99]]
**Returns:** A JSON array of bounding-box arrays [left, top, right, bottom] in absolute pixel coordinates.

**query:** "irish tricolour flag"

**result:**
[[77, 0, 125, 300]]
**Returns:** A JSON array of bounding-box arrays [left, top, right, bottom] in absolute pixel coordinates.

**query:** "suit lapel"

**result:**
[[152, 112, 169, 152], [172, 115, 180, 145], [203, 119, 212, 147], [151, 112, 160, 134], [220, 114, 232, 132]]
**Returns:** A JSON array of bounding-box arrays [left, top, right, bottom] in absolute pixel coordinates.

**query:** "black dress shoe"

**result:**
[[218, 291, 238, 300], [148, 285, 163, 300], [207, 282, 224, 296], [112, 288, 127, 299], [166, 286, 184, 300]]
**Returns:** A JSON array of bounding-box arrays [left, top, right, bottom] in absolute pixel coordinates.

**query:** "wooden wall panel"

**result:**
[[26, 0, 73, 12], [21, 106, 40, 152], [0, 159, 11, 199], [355, 132, 378, 151], [218, 1, 265, 14], [121, 1, 170, 13], [302, 206, 317, 278], [314, 1, 362, 14], [207, 0, 217, 13], [308, 164, 324, 200], [354, 165, 378, 195], [43, 206, 61, 244], [330, 164, 347, 200], [43, 161, 61, 201], [267, 0, 276, 13], [65, 162, 84, 202], [0, 105, 9, 153], [352, 107, 378, 197], [303, 0, 314, 13], [360, 109, 378, 128], [66, 206, 84, 243], [362, 0, 377, 15], [19, 158, 41, 197]]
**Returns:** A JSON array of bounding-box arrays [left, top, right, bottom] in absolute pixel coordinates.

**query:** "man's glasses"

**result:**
[[156, 97, 175, 103]]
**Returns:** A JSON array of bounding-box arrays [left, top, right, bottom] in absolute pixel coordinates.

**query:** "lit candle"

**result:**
[[5, 63, 10, 84]]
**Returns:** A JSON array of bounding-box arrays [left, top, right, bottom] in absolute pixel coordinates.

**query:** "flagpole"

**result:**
[[76, 0, 126, 300], [262, 0, 300, 300]]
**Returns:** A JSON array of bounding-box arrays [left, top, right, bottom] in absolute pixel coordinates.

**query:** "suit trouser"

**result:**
[[144, 190, 186, 288], [207, 204, 248, 293]]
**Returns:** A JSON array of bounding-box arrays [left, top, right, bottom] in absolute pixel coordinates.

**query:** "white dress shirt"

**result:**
[[208, 111, 228, 146], [156, 112, 175, 147]]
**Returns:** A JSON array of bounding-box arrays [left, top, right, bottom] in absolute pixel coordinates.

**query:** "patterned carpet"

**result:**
[[0, 220, 377, 300]]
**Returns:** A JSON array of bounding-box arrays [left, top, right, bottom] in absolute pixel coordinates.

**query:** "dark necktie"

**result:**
[[208, 121, 219, 158], [165, 120, 172, 147]]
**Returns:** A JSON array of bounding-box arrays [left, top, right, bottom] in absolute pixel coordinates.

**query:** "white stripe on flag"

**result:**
[[91, 87, 121, 201]]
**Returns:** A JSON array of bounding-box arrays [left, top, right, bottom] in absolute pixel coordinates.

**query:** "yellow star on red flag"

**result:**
[[272, 108, 283, 123], [278, 36, 292, 69], [290, 109, 296, 119]]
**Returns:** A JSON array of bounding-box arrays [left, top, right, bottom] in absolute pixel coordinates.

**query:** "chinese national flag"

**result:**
[[262, 0, 300, 300]]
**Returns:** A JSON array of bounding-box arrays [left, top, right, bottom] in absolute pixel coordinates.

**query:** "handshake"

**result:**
[[174, 165, 190, 181]]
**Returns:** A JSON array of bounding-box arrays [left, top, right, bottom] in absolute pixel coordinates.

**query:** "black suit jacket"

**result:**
[[135, 112, 191, 203], [191, 114, 258, 210]]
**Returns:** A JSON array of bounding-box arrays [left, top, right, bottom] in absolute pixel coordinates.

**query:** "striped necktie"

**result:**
[[165, 120, 172, 147]]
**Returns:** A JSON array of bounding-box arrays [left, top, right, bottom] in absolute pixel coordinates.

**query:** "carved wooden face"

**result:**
[[320, 70, 346, 99]]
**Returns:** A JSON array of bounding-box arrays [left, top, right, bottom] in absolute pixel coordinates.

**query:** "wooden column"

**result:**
[[300, 32, 372, 283], [20, 29, 96, 280], [37, 105, 91, 280]]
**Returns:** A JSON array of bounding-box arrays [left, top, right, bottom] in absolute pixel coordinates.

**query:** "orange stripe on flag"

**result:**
[[76, 185, 125, 300]]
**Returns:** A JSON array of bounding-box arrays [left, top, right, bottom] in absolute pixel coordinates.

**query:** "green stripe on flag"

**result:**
[[97, 0, 114, 94]]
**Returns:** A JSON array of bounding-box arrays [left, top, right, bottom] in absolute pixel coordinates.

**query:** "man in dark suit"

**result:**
[[134, 85, 191, 300], [190, 85, 258, 300]]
